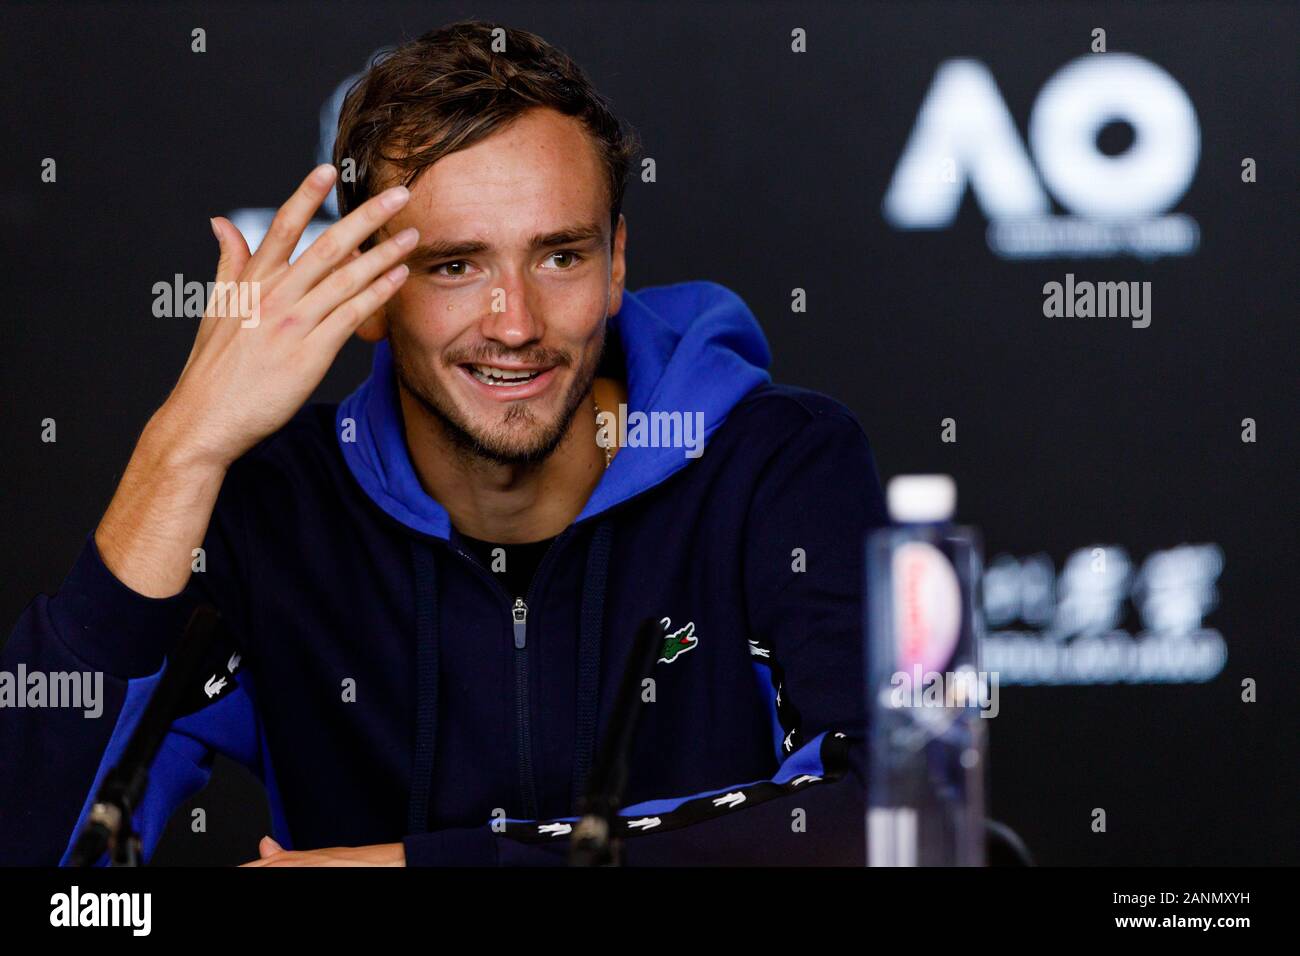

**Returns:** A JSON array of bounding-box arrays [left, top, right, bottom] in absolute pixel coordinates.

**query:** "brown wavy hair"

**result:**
[[333, 20, 639, 245]]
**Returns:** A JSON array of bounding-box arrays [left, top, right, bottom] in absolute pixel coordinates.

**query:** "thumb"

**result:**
[[259, 835, 284, 857], [211, 216, 251, 283]]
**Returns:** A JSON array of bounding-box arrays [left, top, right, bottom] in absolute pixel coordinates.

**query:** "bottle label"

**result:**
[[892, 541, 962, 673]]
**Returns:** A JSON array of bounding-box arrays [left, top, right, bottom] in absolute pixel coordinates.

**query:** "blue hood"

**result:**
[[336, 280, 772, 538]]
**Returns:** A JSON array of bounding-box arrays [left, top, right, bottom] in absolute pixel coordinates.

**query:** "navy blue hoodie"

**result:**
[[1, 281, 887, 865]]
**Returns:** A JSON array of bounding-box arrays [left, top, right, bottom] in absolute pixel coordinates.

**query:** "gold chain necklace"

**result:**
[[593, 394, 613, 469]]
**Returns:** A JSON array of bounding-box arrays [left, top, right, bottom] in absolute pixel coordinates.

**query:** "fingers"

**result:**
[[296, 224, 416, 330], [310, 262, 410, 351], [247, 164, 337, 275], [273, 183, 411, 304], [184, 217, 254, 375], [212, 216, 251, 284]]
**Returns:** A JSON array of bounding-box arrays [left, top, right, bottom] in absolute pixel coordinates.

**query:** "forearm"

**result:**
[[94, 406, 229, 598]]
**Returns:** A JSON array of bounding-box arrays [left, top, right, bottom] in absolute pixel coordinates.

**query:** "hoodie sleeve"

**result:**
[[402, 401, 888, 866], [0, 465, 262, 866]]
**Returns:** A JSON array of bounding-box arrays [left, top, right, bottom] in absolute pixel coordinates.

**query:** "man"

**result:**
[[1, 20, 886, 866]]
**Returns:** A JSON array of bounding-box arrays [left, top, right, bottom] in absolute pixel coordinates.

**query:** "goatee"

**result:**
[[389, 332, 603, 467]]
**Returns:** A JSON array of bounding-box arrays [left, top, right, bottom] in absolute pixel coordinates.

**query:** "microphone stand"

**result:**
[[69, 605, 227, 867], [70, 765, 144, 867], [568, 618, 665, 867]]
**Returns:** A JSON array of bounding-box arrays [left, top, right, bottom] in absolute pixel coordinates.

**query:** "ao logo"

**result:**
[[883, 54, 1200, 257]]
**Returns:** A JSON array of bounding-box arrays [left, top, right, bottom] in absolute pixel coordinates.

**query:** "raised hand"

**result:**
[[96, 166, 416, 597], [171, 164, 416, 469]]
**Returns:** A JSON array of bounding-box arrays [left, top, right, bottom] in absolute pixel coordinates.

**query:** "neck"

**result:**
[[399, 380, 620, 543]]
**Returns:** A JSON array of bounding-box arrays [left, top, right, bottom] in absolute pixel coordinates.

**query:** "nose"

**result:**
[[479, 276, 543, 349]]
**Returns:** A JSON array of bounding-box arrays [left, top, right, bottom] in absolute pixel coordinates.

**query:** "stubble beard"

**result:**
[[389, 326, 605, 467]]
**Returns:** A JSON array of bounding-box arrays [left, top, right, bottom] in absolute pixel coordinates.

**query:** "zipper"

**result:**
[[512, 598, 528, 649], [443, 533, 573, 820], [511, 596, 536, 818]]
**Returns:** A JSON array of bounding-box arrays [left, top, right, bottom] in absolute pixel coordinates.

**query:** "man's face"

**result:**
[[369, 107, 627, 464]]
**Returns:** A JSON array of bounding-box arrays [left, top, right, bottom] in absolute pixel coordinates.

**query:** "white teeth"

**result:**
[[469, 364, 542, 386]]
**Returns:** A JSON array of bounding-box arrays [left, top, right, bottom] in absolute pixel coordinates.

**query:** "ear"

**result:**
[[354, 306, 389, 342], [606, 214, 628, 317], [349, 248, 392, 342]]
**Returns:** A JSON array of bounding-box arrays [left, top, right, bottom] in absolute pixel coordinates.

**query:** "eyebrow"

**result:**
[[404, 222, 606, 264]]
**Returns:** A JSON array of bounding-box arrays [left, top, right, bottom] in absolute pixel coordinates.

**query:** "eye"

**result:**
[[431, 260, 472, 278], [544, 251, 583, 270]]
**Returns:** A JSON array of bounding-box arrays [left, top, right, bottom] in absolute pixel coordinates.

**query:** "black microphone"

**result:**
[[69, 605, 229, 866], [568, 617, 664, 867]]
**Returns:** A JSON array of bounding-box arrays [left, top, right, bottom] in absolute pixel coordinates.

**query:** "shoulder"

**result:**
[[695, 383, 884, 512], [722, 382, 873, 449], [717, 386, 888, 571]]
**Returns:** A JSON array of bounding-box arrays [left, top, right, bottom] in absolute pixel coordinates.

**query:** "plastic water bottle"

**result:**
[[865, 475, 987, 866]]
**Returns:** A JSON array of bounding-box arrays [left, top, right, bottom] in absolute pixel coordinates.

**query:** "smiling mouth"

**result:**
[[463, 363, 549, 387]]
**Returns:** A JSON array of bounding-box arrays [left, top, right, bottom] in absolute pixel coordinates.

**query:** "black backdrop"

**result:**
[[2, 1, 1296, 866]]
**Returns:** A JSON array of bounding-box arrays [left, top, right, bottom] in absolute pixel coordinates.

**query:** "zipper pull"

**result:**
[[512, 598, 528, 649]]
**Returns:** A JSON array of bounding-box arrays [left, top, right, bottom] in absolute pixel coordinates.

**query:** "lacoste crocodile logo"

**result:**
[[658, 617, 698, 664]]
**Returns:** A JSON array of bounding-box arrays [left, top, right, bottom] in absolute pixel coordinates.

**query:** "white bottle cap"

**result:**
[[887, 474, 956, 523]]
